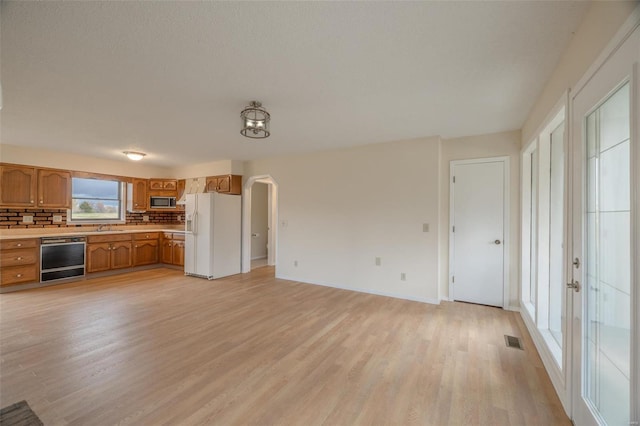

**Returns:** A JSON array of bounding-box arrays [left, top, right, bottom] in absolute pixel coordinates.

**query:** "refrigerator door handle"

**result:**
[[192, 212, 198, 236]]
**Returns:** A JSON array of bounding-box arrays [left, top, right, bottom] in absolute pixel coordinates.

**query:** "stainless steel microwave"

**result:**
[[150, 196, 176, 209]]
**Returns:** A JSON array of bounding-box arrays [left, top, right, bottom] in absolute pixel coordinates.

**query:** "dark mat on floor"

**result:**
[[0, 401, 43, 426]]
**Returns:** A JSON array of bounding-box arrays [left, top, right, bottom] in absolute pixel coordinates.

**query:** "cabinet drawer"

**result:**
[[1, 249, 37, 267], [1, 265, 38, 286], [88, 234, 132, 243], [0, 239, 38, 250], [134, 232, 160, 240]]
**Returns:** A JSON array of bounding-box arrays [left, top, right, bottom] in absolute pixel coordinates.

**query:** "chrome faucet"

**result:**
[[97, 224, 111, 232]]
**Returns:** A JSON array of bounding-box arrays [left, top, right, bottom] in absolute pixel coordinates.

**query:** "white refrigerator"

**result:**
[[184, 192, 241, 279]]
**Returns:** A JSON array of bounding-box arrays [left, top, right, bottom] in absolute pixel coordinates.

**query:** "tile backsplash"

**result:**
[[0, 208, 182, 229]]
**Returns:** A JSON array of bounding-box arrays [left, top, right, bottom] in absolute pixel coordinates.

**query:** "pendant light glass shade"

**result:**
[[241, 101, 270, 139]]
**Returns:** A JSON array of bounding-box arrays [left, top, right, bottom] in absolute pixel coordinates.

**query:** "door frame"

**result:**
[[448, 156, 511, 308], [569, 11, 640, 424], [241, 175, 279, 273]]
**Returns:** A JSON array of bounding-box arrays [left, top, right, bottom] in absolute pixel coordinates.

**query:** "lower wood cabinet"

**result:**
[[0, 239, 39, 287], [133, 234, 159, 266], [161, 233, 184, 267], [87, 235, 133, 273]]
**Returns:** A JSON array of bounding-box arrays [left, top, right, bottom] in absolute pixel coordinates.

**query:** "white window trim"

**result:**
[[66, 181, 127, 225]]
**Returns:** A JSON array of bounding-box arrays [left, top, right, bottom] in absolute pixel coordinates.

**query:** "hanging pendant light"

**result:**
[[240, 101, 270, 139]]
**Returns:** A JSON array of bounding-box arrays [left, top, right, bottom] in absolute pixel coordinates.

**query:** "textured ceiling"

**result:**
[[1, 1, 589, 166]]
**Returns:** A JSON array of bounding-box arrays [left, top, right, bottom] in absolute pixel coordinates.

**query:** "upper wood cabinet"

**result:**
[[127, 178, 148, 212], [0, 165, 37, 207], [0, 165, 71, 208], [149, 179, 177, 191], [38, 169, 71, 208], [205, 175, 242, 195]]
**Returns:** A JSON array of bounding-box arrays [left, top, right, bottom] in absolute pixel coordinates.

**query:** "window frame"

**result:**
[[67, 177, 127, 225]]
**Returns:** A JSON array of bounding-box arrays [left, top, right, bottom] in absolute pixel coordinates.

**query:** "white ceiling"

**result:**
[[1, 1, 589, 167]]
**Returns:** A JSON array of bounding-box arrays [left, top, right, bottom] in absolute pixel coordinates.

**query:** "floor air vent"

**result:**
[[504, 335, 524, 350]]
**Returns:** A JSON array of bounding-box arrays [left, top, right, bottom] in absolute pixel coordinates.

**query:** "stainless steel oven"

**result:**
[[40, 237, 86, 282]]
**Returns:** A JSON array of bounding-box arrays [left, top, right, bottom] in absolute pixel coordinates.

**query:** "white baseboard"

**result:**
[[251, 255, 268, 261], [275, 274, 440, 305]]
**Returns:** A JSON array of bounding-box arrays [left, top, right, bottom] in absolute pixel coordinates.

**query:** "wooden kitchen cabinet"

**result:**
[[38, 169, 72, 208], [110, 241, 133, 269], [161, 233, 185, 267], [86, 234, 133, 273], [149, 179, 177, 191], [205, 175, 242, 195], [127, 178, 148, 212], [0, 238, 39, 287], [133, 233, 159, 266], [0, 165, 37, 207], [0, 165, 72, 208], [87, 243, 112, 273]]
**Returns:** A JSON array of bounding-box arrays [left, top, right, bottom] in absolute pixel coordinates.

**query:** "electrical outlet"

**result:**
[[401, 273, 406, 281], [294, 260, 298, 267], [22, 215, 33, 224], [53, 215, 63, 223], [143, 215, 150, 222], [423, 223, 429, 232], [177, 215, 182, 222], [375, 257, 381, 266]]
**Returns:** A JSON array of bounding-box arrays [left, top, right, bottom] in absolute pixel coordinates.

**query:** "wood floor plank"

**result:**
[[0, 267, 570, 425]]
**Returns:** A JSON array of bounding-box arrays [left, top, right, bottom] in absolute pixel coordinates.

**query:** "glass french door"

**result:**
[[571, 26, 638, 426]]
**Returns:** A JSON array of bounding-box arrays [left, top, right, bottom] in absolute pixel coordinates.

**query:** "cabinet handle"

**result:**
[[16, 243, 22, 247], [16, 256, 23, 260], [40, 199, 43, 203], [30, 200, 34, 203], [135, 245, 138, 248], [16, 274, 22, 278]]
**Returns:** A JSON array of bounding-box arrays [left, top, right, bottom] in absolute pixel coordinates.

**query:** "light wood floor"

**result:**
[[0, 267, 569, 425]]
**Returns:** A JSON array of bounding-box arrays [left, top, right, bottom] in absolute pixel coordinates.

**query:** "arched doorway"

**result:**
[[241, 175, 278, 273]]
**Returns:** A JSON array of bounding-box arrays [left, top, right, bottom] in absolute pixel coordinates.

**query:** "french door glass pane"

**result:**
[[549, 122, 564, 348], [585, 82, 630, 426]]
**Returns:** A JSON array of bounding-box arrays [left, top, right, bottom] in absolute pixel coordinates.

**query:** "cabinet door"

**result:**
[[172, 241, 185, 266], [131, 179, 148, 211], [87, 243, 111, 273], [133, 240, 158, 266], [149, 180, 164, 190], [163, 180, 177, 190], [216, 175, 231, 193], [38, 169, 71, 208], [0, 165, 36, 207], [110, 242, 132, 269], [161, 239, 173, 264], [205, 177, 218, 193]]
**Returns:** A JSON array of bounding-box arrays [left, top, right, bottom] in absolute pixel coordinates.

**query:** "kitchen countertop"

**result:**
[[0, 227, 186, 241]]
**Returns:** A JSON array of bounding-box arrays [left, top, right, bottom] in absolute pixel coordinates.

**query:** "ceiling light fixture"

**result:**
[[123, 151, 146, 161], [240, 101, 270, 139]]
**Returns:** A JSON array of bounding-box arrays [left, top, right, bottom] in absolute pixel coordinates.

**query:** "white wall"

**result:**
[[522, 0, 637, 144], [171, 159, 241, 180], [250, 182, 269, 260], [438, 130, 521, 308], [244, 136, 442, 303]]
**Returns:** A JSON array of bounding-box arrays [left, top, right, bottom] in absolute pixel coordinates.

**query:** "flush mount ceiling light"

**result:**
[[123, 151, 146, 161], [240, 101, 270, 139]]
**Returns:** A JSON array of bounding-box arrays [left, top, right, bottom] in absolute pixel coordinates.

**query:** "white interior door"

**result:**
[[450, 158, 508, 307], [571, 24, 638, 426]]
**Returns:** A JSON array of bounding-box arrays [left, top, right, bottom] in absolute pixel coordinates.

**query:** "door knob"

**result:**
[[567, 280, 581, 292], [494, 240, 501, 245]]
